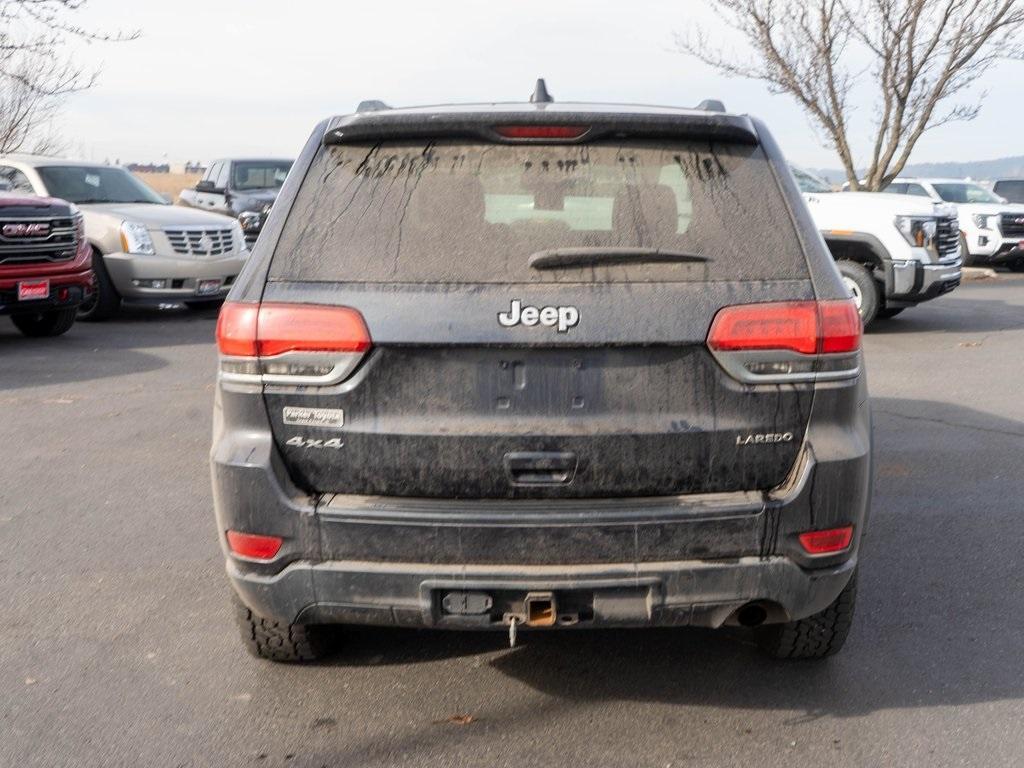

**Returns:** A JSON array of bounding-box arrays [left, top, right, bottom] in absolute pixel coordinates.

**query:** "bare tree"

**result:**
[[677, 1, 1024, 189], [0, 0, 138, 155]]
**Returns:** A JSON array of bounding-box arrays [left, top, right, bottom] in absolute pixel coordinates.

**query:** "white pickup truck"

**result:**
[[792, 167, 962, 324], [884, 177, 1024, 271]]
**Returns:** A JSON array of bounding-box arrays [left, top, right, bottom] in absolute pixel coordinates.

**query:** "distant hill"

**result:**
[[810, 155, 1024, 185]]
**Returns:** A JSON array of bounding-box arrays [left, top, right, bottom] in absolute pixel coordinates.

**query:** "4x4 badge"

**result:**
[[498, 299, 579, 333]]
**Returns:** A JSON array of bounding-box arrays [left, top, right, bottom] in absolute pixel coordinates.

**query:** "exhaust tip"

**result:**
[[736, 603, 769, 628]]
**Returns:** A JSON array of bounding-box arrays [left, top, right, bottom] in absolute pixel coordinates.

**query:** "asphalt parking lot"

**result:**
[[2, 276, 1023, 768]]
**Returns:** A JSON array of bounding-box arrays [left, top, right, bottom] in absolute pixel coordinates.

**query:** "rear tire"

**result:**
[[1006, 258, 1024, 273], [232, 594, 327, 663], [77, 251, 121, 321], [836, 260, 880, 326], [11, 307, 77, 337], [757, 572, 857, 660]]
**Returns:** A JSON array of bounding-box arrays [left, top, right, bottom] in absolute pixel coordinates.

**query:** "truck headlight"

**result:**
[[971, 213, 995, 230], [894, 216, 938, 249], [119, 221, 155, 255]]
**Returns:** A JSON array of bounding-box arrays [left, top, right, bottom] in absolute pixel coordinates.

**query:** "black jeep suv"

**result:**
[[211, 86, 871, 662]]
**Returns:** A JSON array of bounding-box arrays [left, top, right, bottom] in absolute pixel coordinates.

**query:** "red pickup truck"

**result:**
[[0, 193, 92, 337]]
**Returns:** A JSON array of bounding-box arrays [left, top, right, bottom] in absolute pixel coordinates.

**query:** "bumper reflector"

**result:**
[[798, 526, 854, 555], [226, 530, 283, 560]]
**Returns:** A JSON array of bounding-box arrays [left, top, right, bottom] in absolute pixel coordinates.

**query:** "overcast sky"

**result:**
[[59, 0, 1024, 169]]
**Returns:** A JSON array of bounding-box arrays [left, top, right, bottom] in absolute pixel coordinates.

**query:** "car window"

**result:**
[[790, 167, 831, 194], [885, 183, 908, 194], [906, 184, 930, 197], [993, 180, 1024, 203], [205, 162, 222, 189], [35, 165, 167, 205], [271, 140, 809, 284], [0, 166, 37, 195], [931, 182, 1002, 204], [231, 161, 292, 191], [215, 163, 231, 190]]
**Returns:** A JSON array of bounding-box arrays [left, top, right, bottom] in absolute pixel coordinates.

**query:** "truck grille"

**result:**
[[0, 216, 77, 265], [935, 215, 959, 259], [164, 227, 236, 257], [999, 213, 1024, 238]]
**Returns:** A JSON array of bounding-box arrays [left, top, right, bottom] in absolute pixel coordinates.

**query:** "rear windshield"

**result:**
[[270, 140, 807, 283]]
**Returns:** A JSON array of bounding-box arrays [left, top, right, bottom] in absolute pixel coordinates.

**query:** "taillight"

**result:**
[[255, 303, 371, 357], [217, 302, 371, 385], [226, 530, 283, 560], [707, 300, 861, 383], [707, 301, 820, 355], [798, 525, 854, 555], [494, 125, 589, 140]]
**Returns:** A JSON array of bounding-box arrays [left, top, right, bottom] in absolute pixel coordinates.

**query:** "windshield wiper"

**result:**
[[528, 247, 710, 270]]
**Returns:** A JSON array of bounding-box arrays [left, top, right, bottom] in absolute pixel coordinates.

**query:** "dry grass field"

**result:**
[[134, 172, 201, 203]]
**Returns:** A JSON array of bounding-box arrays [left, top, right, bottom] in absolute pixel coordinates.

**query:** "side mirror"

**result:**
[[196, 179, 218, 193]]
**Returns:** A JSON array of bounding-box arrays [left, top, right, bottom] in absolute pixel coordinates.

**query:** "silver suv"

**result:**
[[0, 155, 249, 318]]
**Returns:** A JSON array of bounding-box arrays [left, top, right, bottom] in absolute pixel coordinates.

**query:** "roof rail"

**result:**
[[530, 78, 554, 103], [696, 99, 726, 113], [356, 100, 392, 113]]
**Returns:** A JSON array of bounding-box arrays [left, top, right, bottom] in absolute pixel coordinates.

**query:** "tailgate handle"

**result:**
[[504, 452, 578, 485]]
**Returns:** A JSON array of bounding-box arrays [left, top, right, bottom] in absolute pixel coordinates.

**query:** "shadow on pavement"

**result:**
[[0, 302, 220, 391], [869, 293, 1024, 335]]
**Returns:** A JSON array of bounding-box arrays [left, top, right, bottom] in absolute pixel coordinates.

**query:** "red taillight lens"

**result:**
[[226, 530, 283, 560], [256, 303, 371, 357], [216, 302, 371, 357], [708, 301, 819, 355], [798, 526, 854, 555], [494, 125, 589, 139], [818, 300, 862, 353], [707, 300, 861, 356], [216, 302, 259, 356]]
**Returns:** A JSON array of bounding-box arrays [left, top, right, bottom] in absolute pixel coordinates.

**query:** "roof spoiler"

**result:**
[[325, 110, 760, 146]]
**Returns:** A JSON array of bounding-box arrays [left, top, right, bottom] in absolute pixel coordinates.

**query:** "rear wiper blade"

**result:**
[[528, 247, 710, 270]]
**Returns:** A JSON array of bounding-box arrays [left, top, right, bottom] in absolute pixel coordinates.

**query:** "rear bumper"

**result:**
[[102, 250, 246, 299], [228, 552, 858, 630]]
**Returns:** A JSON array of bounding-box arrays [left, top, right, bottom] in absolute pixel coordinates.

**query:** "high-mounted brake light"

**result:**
[[226, 530, 283, 560], [707, 300, 861, 356], [216, 302, 372, 385], [798, 525, 854, 555], [494, 125, 589, 140]]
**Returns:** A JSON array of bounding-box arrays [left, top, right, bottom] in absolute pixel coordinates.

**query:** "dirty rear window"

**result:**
[[270, 140, 807, 283]]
